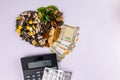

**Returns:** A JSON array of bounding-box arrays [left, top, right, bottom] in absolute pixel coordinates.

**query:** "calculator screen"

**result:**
[[28, 60, 52, 69]]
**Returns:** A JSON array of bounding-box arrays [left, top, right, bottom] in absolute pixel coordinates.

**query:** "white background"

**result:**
[[0, 0, 120, 80]]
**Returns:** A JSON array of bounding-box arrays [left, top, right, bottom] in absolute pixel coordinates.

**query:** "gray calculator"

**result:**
[[21, 54, 58, 80]]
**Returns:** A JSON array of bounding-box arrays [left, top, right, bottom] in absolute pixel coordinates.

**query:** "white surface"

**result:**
[[0, 0, 120, 80]]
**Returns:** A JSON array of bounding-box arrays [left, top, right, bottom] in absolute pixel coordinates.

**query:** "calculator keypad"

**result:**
[[25, 70, 42, 80], [24, 67, 57, 80]]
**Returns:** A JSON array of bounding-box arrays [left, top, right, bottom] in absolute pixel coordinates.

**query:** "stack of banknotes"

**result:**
[[42, 67, 72, 80], [50, 24, 79, 61]]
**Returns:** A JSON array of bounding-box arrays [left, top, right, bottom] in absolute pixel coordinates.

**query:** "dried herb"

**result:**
[[16, 5, 64, 47]]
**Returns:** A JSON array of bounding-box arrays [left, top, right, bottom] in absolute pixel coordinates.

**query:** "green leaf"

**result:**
[[53, 15, 57, 19], [37, 7, 46, 12], [47, 5, 58, 10], [45, 15, 50, 22], [46, 10, 53, 15]]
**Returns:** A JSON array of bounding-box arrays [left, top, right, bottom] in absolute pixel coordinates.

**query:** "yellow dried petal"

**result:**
[[29, 20, 33, 24], [16, 17, 21, 20], [16, 29, 21, 33], [29, 31, 34, 36], [18, 26, 22, 29], [26, 26, 30, 30]]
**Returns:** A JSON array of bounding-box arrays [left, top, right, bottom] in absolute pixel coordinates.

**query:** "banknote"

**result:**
[[42, 67, 72, 80], [50, 47, 66, 62], [56, 40, 75, 50], [58, 24, 79, 44], [50, 24, 79, 61], [53, 42, 71, 54], [57, 24, 79, 50], [50, 42, 70, 61]]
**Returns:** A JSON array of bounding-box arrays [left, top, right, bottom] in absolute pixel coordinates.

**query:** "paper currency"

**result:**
[[50, 48, 66, 62], [58, 24, 79, 44], [50, 24, 79, 61], [50, 41, 72, 61], [42, 67, 72, 80]]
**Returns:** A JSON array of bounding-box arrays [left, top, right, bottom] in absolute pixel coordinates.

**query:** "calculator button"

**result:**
[[36, 71, 40, 74], [37, 75, 40, 77], [32, 75, 35, 77], [37, 78, 41, 80], [32, 78, 36, 80], [26, 76, 30, 78]]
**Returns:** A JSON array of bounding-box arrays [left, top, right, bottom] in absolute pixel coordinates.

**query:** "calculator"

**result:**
[[21, 54, 58, 80]]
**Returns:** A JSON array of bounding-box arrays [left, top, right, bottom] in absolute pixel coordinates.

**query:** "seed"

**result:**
[[35, 28, 39, 34], [21, 16, 25, 20], [20, 20, 24, 25], [38, 19, 40, 23], [34, 13, 38, 17], [35, 17, 39, 21], [38, 36, 43, 39], [37, 24, 41, 31], [28, 12, 31, 17], [33, 21, 38, 24], [32, 25, 36, 30], [32, 40, 37, 45]]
